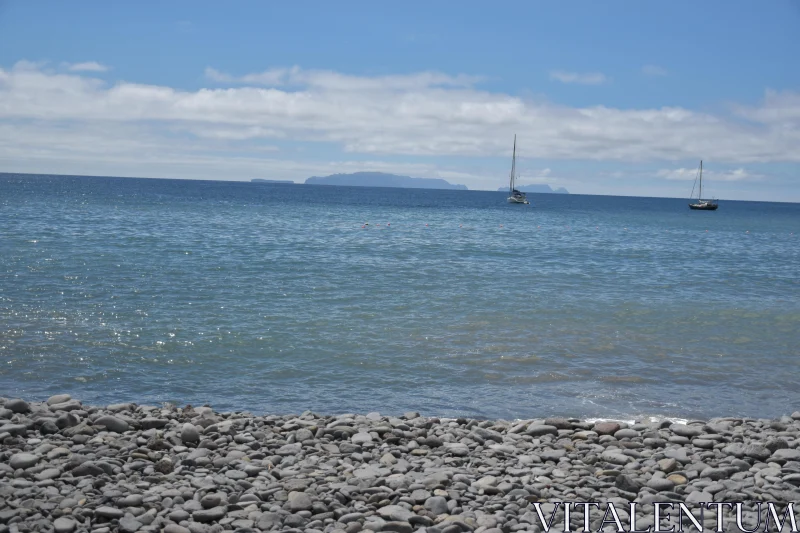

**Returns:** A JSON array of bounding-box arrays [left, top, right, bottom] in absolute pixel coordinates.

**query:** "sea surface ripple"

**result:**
[[1, 174, 799, 420]]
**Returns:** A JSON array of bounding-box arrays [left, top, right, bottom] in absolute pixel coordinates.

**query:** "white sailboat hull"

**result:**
[[507, 196, 529, 204]]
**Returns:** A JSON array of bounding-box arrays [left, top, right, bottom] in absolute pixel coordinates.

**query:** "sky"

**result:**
[[0, 1, 799, 201]]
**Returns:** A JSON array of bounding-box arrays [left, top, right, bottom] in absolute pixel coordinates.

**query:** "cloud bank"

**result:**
[[0, 61, 798, 192]]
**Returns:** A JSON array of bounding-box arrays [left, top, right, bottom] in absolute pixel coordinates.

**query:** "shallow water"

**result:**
[[1, 174, 798, 420]]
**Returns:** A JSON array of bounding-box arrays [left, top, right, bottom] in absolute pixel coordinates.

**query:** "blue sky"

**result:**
[[1, 1, 799, 200]]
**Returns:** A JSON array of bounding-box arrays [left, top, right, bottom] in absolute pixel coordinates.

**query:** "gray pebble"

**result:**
[[47, 394, 72, 406], [94, 415, 129, 433], [53, 517, 76, 533], [4, 399, 30, 413], [95, 506, 124, 519], [9, 453, 39, 470], [181, 423, 200, 443]]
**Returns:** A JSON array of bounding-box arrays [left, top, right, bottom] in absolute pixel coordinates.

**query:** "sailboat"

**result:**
[[507, 135, 529, 204], [688, 160, 718, 210]]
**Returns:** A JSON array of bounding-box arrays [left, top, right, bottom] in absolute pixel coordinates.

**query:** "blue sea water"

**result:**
[[1, 173, 799, 420]]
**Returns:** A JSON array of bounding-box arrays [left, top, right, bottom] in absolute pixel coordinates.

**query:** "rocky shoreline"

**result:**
[[2, 396, 800, 533]]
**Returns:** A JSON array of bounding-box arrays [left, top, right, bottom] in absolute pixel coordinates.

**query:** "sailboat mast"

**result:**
[[510, 135, 516, 194], [699, 160, 703, 200]]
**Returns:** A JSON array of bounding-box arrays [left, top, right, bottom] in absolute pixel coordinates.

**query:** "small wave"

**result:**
[[599, 375, 649, 383], [585, 416, 689, 425]]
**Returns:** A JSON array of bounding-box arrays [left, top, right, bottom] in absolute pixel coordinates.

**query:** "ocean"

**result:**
[[1, 173, 798, 421]]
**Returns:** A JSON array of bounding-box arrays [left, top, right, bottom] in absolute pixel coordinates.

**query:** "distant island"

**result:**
[[497, 184, 569, 194], [305, 172, 468, 190], [251, 179, 295, 184]]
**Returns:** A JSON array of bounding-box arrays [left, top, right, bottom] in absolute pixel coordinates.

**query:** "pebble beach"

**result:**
[[2, 396, 800, 533]]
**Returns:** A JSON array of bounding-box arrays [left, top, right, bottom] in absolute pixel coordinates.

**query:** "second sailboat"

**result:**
[[507, 135, 529, 205]]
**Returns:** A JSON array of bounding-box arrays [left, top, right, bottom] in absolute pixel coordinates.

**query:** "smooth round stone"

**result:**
[[646, 478, 675, 492], [693, 439, 715, 449], [225, 469, 247, 480], [539, 449, 566, 462], [10, 453, 40, 469], [425, 496, 449, 516], [410, 489, 430, 503], [4, 398, 31, 413], [181, 423, 200, 443], [601, 451, 631, 465], [614, 429, 640, 439], [473, 475, 498, 488], [140, 418, 169, 429], [670, 423, 702, 437], [668, 436, 691, 445], [200, 493, 223, 509], [444, 443, 469, 456], [295, 428, 314, 441], [351, 432, 373, 445], [95, 506, 124, 519], [118, 516, 142, 533], [593, 422, 621, 435], [34, 468, 61, 481], [743, 444, 771, 461], [193, 506, 227, 523], [382, 521, 414, 533], [168, 510, 190, 522], [94, 415, 129, 433], [771, 449, 800, 462], [667, 474, 688, 485], [47, 394, 72, 406], [118, 494, 144, 507], [526, 424, 558, 436], [377, 505, 415, 522], [657, 458, 678, 473], [163, 525, 191, 533], [287, 491, 313, 511], [53, 517, 76, 533], [685, 490, 713, 504]]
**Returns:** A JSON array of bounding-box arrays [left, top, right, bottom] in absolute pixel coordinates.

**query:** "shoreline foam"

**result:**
[[2, 396, 799, 533]]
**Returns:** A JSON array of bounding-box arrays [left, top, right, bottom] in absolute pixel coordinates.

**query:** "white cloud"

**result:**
[[0, 120, 486, 186], [66, 61, 109, 72], [0, 60, 799, 195], [515, 167, 555, 184], [549, 71, 609, 85], [205, 66, 483, 91], [642, 65, 668, 77], [734, 89, 800, 126], [656, 167, 763, 182]]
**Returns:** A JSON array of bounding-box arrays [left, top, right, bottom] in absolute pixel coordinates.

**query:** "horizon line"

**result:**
[[1, 170, 796, 205]]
